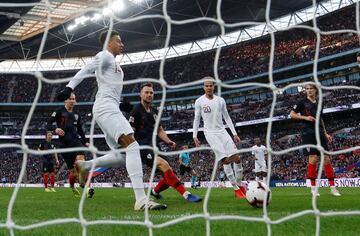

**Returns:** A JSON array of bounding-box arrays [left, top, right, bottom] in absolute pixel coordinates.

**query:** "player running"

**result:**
[[193, 78, 246, 198], [178, 144, 199, 189], [290, 84, 341, 197], [47, 92, 94, 198], [251, 138, 267, 183], [57, 30, 166, 210], [38, 131, 59, 192]]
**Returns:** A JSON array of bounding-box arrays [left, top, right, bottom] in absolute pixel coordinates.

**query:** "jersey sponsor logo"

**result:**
[[74, 114, 79, 120], [147, 153, 153, 160], [203, 105, 211, 113], [51, 112, 56, 117], [293, 105, 297, 110]]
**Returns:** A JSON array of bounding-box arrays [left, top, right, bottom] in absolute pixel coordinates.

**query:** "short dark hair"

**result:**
[[99, 30, 119, 45], [140, 82, 153, 91]]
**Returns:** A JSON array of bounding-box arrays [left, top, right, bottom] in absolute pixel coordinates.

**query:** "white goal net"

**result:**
[[0, 0, 360, 236]]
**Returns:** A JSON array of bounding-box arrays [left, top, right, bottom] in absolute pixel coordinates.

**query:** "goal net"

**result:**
[[0, 0, 360, 235]]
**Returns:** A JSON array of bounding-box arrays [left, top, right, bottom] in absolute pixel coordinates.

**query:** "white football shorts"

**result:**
[[93, 101, 133, 150], [205, 131, 238, 161]]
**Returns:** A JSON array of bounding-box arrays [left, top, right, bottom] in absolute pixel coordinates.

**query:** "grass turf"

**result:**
[[0, 187, 359, 236]]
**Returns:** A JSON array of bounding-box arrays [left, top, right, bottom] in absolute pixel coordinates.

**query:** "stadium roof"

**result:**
[[0, 0, 330, 61]]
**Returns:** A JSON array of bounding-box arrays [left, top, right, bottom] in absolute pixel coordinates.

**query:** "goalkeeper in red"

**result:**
[[290, 84, 341, 197], [57, 30, 166, 210]]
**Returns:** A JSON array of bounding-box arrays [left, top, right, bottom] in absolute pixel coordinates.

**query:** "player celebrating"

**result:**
[[193, 78, 245, 198], [130, 83, 201, 202], [57, 30, 166, 210], [38, 131, 59, 192], [290, 84, 341, 197], [47, 92, 94, 198], [178, 144, 198, 189], [251, 138, 267, 183]]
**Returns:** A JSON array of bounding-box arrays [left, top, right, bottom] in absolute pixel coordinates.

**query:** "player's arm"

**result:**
[[192, 100, 201, 147], [321, 118, 332, 143], [53, 145, 60, 166], [251, 148, 257, 161], [76, 114, 88, 146], [290, 102, 315, 122], [179, 153, 184, 165], [221, 98, 240, 144], [47, 110, 64, 136], [158, 126, 176, 149], [57, 52, 109, 101], [128, 108, 140, 131]]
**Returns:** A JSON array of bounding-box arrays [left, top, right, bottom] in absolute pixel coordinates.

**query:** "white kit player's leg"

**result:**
[[233, 162, 243, 183], [223, 164, 239, 190], [93, 104, 167, 210], [78, 152, 125, 171], [125, 141, 146, 202]]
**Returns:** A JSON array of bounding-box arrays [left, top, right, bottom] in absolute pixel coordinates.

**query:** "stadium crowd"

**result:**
[[0, 116, 359, 185], [1, 79, 358, 135]]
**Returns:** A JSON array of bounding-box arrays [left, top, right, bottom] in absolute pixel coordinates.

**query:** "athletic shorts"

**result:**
[[43, 162, 54, 173], [204, 131, 238, 161], [302, 132, 329, 156], [179, 164, 192, 175], [93, 101, 134, 150], [255, 161, 267, 173], [139, 148, 169, 169], [60, 140, 85, 169]]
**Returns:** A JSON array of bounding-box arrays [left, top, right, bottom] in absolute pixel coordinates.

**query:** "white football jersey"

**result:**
[[252, 145, 267, 166], [193, 94, 236, 137], [67, 50, 124, 105]]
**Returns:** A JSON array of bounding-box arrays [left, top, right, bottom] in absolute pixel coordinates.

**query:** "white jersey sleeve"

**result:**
[[193, 99, 201, 138], [221, 98, 237, 136], [67, 51, 112, 89]]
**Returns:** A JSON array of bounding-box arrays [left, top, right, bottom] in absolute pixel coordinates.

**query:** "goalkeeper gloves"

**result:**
[[56, 87, 73, 101], [120, 101, 133, 113]]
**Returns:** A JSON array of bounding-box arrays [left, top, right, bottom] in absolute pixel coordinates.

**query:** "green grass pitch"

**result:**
[[0, 187, 359, 236]]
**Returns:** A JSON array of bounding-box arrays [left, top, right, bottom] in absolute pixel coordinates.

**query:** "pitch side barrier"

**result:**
[[2, 179, 360, 188]]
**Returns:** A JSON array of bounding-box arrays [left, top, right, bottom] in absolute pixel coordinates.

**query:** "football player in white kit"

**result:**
[[193, 78, 246, 198], [251, 138, 268, 183], [56, 30, 166, 211]]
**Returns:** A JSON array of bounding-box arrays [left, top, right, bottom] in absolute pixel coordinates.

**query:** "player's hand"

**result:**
[[55, 128, 65, 136], [120, 101, 133, 113], [304, 116, 316, 122], [193, 137, 201, 147], [167, 140, 176, 149], [325, 133, 333, 143], [233, 135, 241, 144], [56, 87, 73, 101]]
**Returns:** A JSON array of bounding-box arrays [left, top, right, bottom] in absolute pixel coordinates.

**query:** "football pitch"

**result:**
[[0, 187, 359, 236]]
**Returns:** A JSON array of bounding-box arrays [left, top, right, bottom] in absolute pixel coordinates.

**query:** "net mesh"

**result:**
[[0, 0, 360, 236]]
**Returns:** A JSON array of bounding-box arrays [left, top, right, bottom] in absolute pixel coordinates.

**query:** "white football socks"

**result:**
[[233, 162, 243, 183], [126, 141, 146, 202], [223, 163, 239, 190], [81, 152, 125, 171]]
